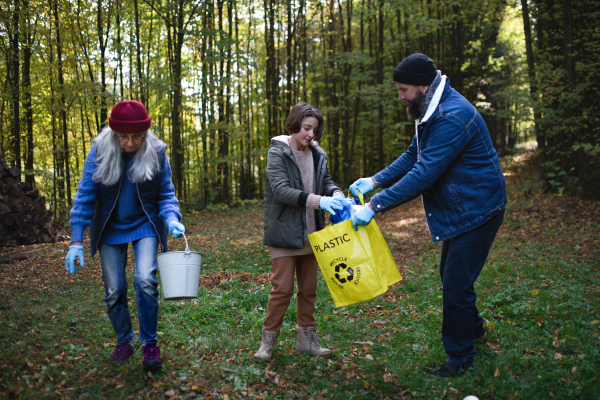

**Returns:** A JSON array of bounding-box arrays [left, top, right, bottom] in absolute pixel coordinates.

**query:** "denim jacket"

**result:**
[[369, 77, 507, 242], [69, 141, 181, 256]]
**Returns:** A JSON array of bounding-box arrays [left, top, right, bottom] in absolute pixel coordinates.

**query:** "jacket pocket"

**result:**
[[447, 184, 468, 214], [276, 205, 287, 221]]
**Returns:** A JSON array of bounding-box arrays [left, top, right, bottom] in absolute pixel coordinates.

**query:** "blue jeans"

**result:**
[[439, 208, 505, 366], [99, 236, 159, 345]]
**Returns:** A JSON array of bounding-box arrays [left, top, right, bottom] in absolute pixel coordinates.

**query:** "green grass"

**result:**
[[1, 180, 599, 399]]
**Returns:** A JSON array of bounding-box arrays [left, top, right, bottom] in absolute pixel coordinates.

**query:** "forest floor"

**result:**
[[1, 152, 600, 400]]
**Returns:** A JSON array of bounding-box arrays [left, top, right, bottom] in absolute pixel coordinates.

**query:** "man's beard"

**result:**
[[405, 90, 426, 122]]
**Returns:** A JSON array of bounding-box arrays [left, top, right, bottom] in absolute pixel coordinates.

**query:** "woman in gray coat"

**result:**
[[254, 102, 344, 361]]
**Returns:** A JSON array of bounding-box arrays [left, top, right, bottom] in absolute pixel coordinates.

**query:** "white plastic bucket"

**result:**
[[157, 233, 202, 300]]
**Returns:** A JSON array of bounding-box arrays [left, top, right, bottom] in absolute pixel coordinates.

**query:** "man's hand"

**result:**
[[349, 177, 374, 197], [351, 204, 376, 231]]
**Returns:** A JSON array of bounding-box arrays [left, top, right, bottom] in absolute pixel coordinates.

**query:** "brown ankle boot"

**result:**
[[295, 326, 332, 358]]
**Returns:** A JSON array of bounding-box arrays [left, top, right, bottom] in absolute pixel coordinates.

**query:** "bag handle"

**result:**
[[357, 190, 365, 206], [170, 232, 191, 254], [346, 189, 365, 206]]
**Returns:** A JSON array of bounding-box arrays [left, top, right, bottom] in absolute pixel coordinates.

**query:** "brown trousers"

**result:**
[[263, 253, 318, 332]]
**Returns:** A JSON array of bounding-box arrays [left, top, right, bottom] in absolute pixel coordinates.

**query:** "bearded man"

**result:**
[[350, 53, 507, 378]]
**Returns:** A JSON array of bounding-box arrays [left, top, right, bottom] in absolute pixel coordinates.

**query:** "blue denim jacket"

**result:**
[[369, 78, 507, 242]]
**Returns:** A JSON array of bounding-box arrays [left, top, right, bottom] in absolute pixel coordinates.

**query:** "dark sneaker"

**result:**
[[109, 343, 134, 364], [142, 344, 163, 371], [474, 326, 487, 343], [428, 360, 472, 378]]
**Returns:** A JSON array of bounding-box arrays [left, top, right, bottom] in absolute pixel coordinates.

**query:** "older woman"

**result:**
[[65, 100, 185, 371]]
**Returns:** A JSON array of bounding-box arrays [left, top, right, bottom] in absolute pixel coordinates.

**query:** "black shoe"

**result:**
[[474, 326, 487, 343], [428, 360, 472, 378]]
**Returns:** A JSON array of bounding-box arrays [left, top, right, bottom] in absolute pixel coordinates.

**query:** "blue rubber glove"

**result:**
[[168, 221, 185, 238], [320, 196, 344, 215], [349, 177, 374, 197], [332, 191, 345, 199], [352, 204, 376, 231], [65, 245, 85, 274]]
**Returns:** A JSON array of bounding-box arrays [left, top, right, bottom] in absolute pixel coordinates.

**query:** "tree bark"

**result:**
[[22, 0, 35, 186], [134, 0, 146, 105], [11, 0, 21, 170], [52, 0, 71, 207], [520, 0, 545, 152]]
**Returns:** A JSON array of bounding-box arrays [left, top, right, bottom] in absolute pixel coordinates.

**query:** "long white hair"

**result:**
[[92, 126, 163, 186]]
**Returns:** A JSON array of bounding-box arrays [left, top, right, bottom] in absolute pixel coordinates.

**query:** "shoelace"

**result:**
[[145, 345, 159, 356], [112, 344, 131, 358], [261, 335, 277, 351]]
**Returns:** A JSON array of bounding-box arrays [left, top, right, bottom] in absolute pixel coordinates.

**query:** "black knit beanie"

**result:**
[[392, 53, 437, 86]]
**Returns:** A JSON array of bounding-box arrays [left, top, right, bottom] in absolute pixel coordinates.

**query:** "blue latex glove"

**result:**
[[352, 204, 376, 231], [349, 177, 374, 197], [168, 221, 185, 238], [320, 196, 344, 215], [332, 191, 345, 199], [65, 245, 85, 274]]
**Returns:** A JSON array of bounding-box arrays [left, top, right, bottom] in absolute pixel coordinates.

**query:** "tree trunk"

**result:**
[[11, 0, 21, 170], [97, 0, 112, 128], [23, 0, 35, 186], [53, 0, 71, 207], [520, 0, 545, 152], [377, 0, 384, 170], [134, 0, 146, 105], [116, 0, 124, 98]]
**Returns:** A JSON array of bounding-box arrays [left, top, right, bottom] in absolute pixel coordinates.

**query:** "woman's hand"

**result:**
[[168, 221, 186, 238], [65, 245, 85, 274], [320, 197, 344, 215]]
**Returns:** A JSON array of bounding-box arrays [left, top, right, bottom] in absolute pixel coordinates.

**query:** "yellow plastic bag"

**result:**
[[308, 219, 402, 307]]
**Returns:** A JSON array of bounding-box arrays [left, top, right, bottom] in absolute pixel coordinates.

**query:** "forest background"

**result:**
[[1, 0, 599, 222]]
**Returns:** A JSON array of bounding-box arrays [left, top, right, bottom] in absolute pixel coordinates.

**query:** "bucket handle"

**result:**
[[170, 232, 191, 254]]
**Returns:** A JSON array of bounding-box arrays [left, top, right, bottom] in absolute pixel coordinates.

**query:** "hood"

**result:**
[[270, 135, 319, 148]]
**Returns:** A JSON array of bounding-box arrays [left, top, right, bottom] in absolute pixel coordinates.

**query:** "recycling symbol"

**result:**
[[334, 263, 354, 284]]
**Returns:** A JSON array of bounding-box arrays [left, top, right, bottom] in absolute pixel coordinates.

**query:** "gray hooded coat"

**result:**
[[263, 136, 340, 249]]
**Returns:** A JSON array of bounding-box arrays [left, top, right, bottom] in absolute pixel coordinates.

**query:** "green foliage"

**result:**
[[0, 0, 544, 214]]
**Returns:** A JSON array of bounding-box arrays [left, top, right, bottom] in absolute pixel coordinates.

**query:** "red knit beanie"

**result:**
[[108, 100, 151, 133]]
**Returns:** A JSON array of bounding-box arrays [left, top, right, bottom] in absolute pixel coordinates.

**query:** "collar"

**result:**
[[417, 74, 447, 126]]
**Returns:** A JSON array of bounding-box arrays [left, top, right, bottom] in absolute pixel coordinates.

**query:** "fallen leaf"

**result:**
[[364, 354, 374, 361], [363, 381, 369, 389], [531, 289, 540, 295], [553, 339, 560, 348], [448, 387, 458, 394], [115, 385, 123, 389], [571, 367, 578, 374], [591, 320, 599, 325], [494, 368, 501, 377], [165, 389, 175, 397], [383, 372, 393, 383], [555, 353, 564, 360]]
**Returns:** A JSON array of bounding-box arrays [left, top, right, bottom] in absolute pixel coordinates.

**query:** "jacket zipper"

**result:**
[[136, 183, 161, 249], [96, 175, 124, 252]]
